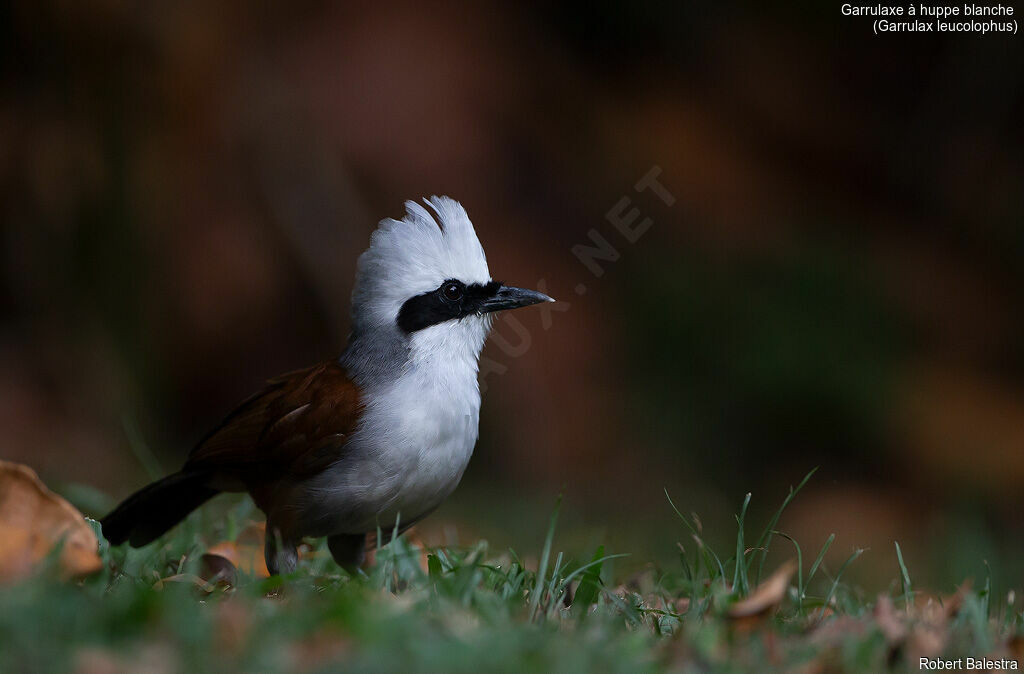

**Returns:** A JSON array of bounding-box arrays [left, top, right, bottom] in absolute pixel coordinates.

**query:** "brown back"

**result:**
[[185, 361, 364, 480]]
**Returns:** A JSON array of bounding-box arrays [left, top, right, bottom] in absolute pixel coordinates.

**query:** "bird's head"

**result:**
[[349, 197, 552, 364]]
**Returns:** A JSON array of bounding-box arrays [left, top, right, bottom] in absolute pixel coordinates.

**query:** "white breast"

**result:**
[[303, 317, 488, 536]]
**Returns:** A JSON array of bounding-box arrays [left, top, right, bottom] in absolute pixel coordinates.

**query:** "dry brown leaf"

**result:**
[[153, 573, 218, 593], [905, 623, 946, 663], [940, 580, 971, 619], [809, 615, 868, 647], [901, 585, 968, 665], [204, 522, 270, 579], [199, 552, 239, 587], [867, 582, 975, 663], [728, 559, 797, 619], [0, 460, 102, 582], [915, 594, 948, 626], [874, 594, 908, 644]]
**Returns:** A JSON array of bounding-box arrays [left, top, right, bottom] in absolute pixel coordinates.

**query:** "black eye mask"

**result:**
[[397, 279, 501, 333]]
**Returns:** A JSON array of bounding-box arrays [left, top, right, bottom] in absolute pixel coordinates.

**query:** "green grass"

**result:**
[[1, 473, 1020, 673]]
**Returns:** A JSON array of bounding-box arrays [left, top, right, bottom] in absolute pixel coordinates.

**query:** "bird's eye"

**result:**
[[442, 282, 463, 301]]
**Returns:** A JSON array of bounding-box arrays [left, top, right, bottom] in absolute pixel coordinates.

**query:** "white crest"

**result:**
[[350, 196, 491, 332]]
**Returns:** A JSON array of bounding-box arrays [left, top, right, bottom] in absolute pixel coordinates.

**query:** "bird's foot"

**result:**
[[328, 533, 367, 573], [264, 526, 299, 576]]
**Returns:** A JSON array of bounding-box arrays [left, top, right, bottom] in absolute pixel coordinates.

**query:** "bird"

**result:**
[[101, 196, 553, 575]]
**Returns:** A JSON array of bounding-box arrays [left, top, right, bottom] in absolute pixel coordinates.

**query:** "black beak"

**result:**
[[480, 285, 555, 313]]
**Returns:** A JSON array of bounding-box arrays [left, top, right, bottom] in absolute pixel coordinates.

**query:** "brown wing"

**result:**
[[185, 361, 363, 480]]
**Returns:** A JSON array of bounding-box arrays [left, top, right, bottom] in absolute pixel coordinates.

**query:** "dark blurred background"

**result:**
[[2, 1, 1022, 589]]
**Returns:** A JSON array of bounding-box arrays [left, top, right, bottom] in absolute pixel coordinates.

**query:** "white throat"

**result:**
[[407, 314, 492, 378]]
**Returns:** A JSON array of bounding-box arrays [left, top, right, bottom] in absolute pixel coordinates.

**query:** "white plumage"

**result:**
[[350, 197, 492, 335], [306, 198, 495, 535]]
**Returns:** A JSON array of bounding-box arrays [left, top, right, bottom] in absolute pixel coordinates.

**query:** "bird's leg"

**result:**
[[328, 533, 367, 573], [264, 524, 299, 576]]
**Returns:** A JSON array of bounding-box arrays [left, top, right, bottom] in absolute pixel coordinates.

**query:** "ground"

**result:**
[[0, 476, 1020, 673]]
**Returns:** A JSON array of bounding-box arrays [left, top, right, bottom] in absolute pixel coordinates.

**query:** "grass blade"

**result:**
[[572, 546, 605, 617], [733, 492, 751, 595], [754, 467, 817, 583], [544, 551, 564, 617], [665, 489, 700, 539], [772, 531, 804, 613], [668, 488, 727, 584], [529, 495, 561, 621], [894, 541, 913, 610], [818, 547, 865, 621], [565, 552, 629, 595], [982, 561, 992, 619], [807, 533, 835, 588]]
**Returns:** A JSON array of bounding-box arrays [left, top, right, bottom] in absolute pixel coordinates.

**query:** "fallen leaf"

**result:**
[[153, 573, 218, 593], [0, 460, 102, 582], [940, 580, 971, 618], [809, 615, 868, 647], [874, 594, 908, 644], [915, 594, 947, 626], [901, 584, 971, 665], [728, 560, 797, 619], [203, 522, 270, 579], [199, 552, 239, 587], [905, 623, 946, 663]]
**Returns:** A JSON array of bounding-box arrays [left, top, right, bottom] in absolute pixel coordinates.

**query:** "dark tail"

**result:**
[[101, 472, 219, 547]]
